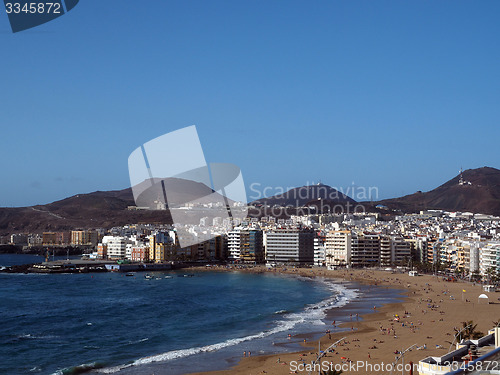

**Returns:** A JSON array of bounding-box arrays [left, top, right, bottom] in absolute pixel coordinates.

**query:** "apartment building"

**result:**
[[351, 232, 380, 267], [264, 228, 314, 265], [325, 230, 351, 267]]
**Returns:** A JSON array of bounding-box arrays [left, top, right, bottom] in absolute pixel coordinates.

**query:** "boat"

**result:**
[[144, 274, 153, 280], [164, 275, 173, 279], [125, 272, 135, 277]]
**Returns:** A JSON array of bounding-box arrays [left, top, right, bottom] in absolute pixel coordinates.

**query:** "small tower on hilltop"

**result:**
[[458, 167, 472, 186]]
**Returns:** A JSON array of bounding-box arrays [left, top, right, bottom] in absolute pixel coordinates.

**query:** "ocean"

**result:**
[[0, 254, 403, 375]]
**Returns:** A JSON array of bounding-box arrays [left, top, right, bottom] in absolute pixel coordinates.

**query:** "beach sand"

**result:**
[[188, 267, 498, 375]]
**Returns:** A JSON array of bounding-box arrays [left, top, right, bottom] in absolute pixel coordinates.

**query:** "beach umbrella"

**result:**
[[478, 294, 489, 304]]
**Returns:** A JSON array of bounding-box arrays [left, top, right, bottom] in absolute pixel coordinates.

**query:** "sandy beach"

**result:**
[[188, 267, 498, 375]]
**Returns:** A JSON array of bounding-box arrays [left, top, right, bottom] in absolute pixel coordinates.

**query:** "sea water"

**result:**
[[0, 255, 365, 375]]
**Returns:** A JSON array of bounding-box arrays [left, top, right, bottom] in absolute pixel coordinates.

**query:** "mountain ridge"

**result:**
[[2, 167, 500, 236], [367, 166, 500, 215]]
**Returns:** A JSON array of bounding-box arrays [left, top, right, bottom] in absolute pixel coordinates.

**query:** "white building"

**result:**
[[325, 230, 351, 267], [313, 235, 325, 267], [227, 228, 242, 261], [480, 242, 500, 276], [105, 236, 130, 259]]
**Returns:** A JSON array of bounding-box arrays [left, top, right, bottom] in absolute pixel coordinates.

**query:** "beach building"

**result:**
[[325, 230, 352, 267], [313, 231, 326, 267], [350, 232, 380, 267], [228, 228, 242, 262], [480, 242, 500, 277], [208, 235, 227, 261], [392, 237, 413, 265], [239, 229, 264, 263], [469, 241, 481, 273], [379, 235, 392, 267], [414, 237, 428, 264], [264, 228, 314, 265]]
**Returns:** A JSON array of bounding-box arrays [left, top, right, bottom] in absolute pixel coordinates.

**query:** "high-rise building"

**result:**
[[379, 235, 392, 267], [228, 228, 242, 261], [314, 231, 326, 267], [325, 230, 352, 267], [240, 229, 264, 263], [351, 232, 380, 267], [264, 228, 314, 265], [392, 237, 412, 265], [480, 242, 500, 277]]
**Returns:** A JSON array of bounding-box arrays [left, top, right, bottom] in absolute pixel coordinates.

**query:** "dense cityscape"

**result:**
[[5, 207, 500, 281]]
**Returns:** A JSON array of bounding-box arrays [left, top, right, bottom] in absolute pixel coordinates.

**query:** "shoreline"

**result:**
[[93, 268, 402, 375], [184, 267, 497, 375]]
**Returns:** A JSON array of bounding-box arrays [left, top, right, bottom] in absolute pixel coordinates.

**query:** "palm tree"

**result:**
[[454, 321, 484, 342], [485, 267, 499, 284]]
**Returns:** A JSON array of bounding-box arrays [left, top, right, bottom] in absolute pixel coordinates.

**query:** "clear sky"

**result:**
[[1, 0, 499, 207]]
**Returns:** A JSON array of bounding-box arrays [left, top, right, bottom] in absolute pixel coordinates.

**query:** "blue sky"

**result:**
[[1, 0, 499, 206]]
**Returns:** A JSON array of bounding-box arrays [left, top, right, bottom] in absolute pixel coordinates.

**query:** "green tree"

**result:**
[[454, 321, 484, 341]]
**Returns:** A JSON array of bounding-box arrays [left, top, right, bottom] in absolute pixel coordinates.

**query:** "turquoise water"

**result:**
[[0, 255, 363, 375]]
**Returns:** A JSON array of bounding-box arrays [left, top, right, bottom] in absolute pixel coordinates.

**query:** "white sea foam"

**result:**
[[97, 279, 359, 373]]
